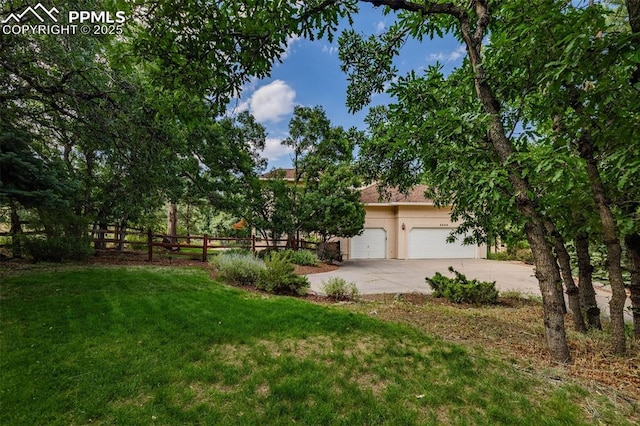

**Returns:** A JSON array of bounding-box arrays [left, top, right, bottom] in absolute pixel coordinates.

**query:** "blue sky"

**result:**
[[230, 4, 465, 170]]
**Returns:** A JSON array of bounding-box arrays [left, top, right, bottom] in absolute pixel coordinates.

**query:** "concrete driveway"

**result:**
[[307, 259, 631, 319]]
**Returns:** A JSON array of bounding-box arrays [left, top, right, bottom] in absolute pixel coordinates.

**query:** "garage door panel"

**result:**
[[408, 228, 475, 259], [351, 228, 386, 259]]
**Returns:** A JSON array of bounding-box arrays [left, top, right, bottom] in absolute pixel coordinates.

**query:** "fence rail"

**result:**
[[1, 225, 330, 262], [145, 230, 320, 262]]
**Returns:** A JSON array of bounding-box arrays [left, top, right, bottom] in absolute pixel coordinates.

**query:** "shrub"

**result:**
[[317, 242, 342, 264], [426, 266, 499, 305], [321, 277, 359, 301], [212, 252, 265, 286], [487, 248, 533, 264], [257, 249, 318, 266], [257, 247, 281, 260], [256, 252, 310, 295], [23, 235, 93, 262], [291, 249, 318, 266], [221, 248, 253, 256]]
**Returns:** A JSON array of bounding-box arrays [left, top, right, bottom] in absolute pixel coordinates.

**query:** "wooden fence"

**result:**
[[145, 231, 321, 262], [0, 225, 337, 262], [90, 226, 323, 262]]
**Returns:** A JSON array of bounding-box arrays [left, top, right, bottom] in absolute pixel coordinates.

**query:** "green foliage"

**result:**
[[257, 248, 317, 266], [22, 235, 93, 263], [488, 248, 533, 264], [298, 162, 365, 241], [243, 106, 364, 244], [276, 249, 319, 266], [321, 277, 359, 301], [426, 267, 499, 305], [291, 249, 319, 266], [257, 247, 281, 260], [317, 241, 343, 264], [257, 252, 310, 295], [212, 252, 265, 286]]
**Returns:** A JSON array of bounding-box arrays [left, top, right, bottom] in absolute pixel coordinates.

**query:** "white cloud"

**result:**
[[233, 99, 249, 114], [376, 21, 386, 33], [427, 45, 467, 63], [281, 34, 301, 59], [322, 44, 338, 55], [249, 80, 296, 123], [262, 137, 293, 162]]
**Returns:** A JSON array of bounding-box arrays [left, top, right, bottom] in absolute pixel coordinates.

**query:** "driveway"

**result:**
[[307, 259, 631, 319]]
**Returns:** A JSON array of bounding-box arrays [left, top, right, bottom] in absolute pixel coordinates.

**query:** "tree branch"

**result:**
[[361, 0, 464, 18]]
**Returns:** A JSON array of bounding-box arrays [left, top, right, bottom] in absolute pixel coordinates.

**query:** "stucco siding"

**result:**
[[341, 204, 486, 260]]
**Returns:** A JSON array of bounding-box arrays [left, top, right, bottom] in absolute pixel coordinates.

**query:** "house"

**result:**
[[260, 168, 297, 182], [339, 184, 486, 260]]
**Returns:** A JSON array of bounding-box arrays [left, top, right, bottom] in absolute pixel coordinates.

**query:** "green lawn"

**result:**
[[0, 266, 629, 425]]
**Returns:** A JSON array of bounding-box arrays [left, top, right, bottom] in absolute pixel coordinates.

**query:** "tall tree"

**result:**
[[338, 0, 571, 362]]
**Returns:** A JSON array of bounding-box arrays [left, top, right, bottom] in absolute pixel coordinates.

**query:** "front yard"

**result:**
[[0, 265, 637, 424]]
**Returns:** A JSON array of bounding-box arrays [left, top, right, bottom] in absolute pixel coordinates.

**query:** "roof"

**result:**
[[360, 184, 434, 205], [260, 168, 296, 181]]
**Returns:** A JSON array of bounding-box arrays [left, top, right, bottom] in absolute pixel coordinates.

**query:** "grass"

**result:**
[[0, 265, 635, 425]]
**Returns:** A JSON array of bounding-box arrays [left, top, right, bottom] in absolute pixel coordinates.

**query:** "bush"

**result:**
[[212, 252, 265, 286], [317, 242, 342, 264], [291, 250, 318, 266], [221, 248, 253, 256], [23, 235, 93, 262], [257, 247, 281, 260], [257, 249, 318, 266], [256, 252, 309, 295], [321, 277, 359, 301], [487, 248, 533, 264], [426, 266, 499, 305]]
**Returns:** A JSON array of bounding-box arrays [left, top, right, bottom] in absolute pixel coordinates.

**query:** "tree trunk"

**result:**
[[575, 233, 602, 330], [625, 233, 640, 340], [94, 222, 107, 250], [579, 141, 628, 355], [9, 205, 22, 258], [118, 218, 128, 251], [456, 1, 571, 363], [549, 226, 587, 333], [185, 204, 192, 244], [523, 221, 572, 362], [366, 0, 570, 362], [167, 203, 178, 243]]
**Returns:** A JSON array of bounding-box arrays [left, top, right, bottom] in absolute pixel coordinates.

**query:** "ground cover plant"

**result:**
[[211, 251, 265, 286], [426, 267, 499, 305], [290, 249, 319, 267], [1, 265, 636, 425], [257, 251, 310, 295], [321, 276, 360, 301]]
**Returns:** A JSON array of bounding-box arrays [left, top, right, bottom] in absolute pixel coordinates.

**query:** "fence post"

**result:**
[[252, 234, 256, 255], [202, 234, 208, 262], [147, 228, 153, 262]]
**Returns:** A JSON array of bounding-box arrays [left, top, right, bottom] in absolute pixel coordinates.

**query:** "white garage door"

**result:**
[[408, 228, 476, 259], [351, 228, 386, 259]]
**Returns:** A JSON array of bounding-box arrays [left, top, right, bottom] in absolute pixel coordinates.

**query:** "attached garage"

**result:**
[[351, 228, 387, 259], [408, 228, 476, 259], [339, 184, 486, 260]]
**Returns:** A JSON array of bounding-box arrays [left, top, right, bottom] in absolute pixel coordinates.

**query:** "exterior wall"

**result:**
[[341, 204, 487, 260]]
